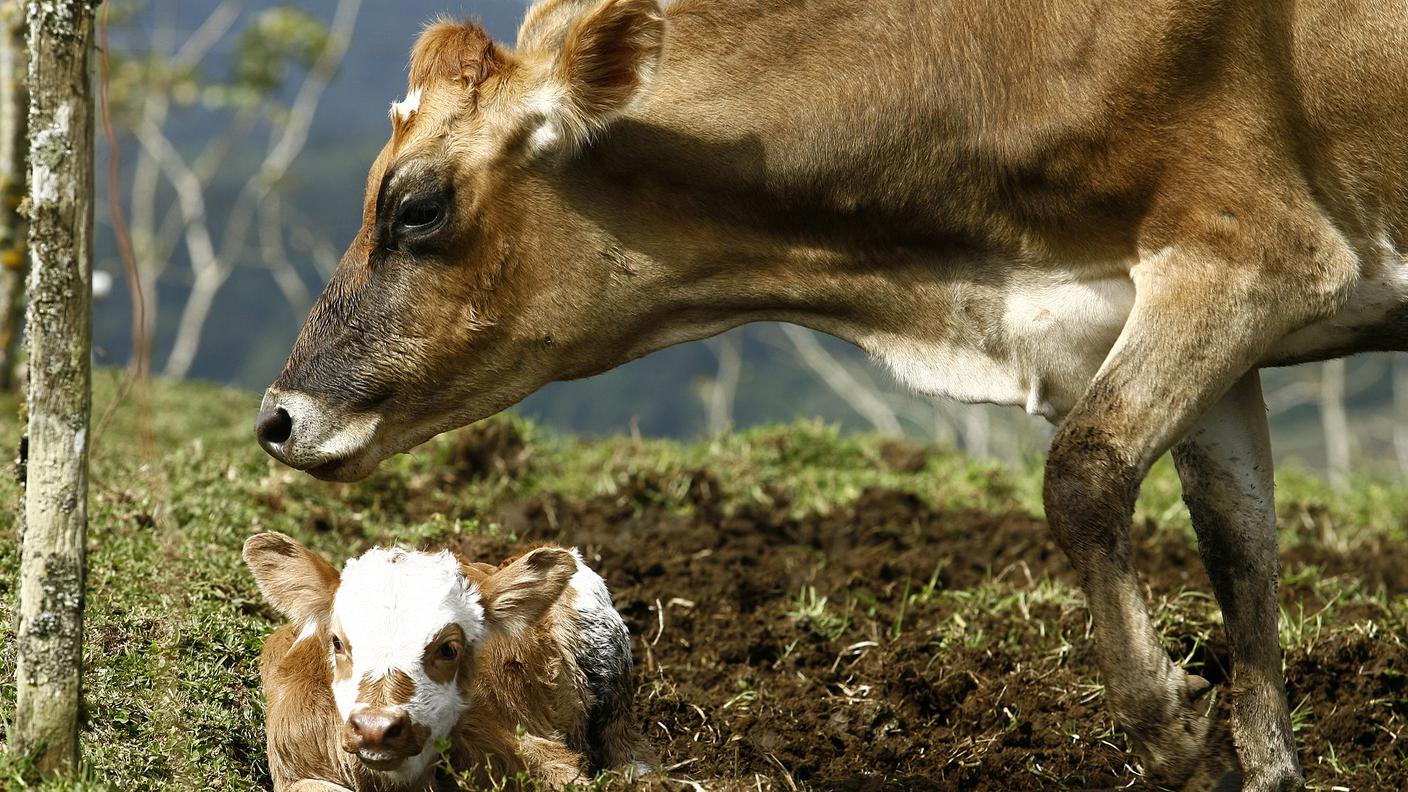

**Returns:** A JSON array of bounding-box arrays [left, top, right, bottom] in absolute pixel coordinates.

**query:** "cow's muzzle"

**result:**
[[256, 388, 383, 481]]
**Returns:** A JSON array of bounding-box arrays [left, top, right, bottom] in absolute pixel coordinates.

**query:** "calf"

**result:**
[[243, 533, 650, 791]]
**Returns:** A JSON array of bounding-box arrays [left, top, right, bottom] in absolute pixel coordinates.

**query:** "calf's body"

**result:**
[[254, 1, 1408, 788]]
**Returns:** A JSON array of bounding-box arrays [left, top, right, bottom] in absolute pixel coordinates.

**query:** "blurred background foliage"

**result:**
[[87, 0, 1408, 476]]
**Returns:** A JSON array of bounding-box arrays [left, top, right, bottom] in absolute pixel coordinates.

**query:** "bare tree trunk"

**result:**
[[0, 0, 27, 390], [929, 402, 958, 447], [13, 0, 96, 774], [779, 323, 902, 435], [1395, 357, 1408, 475], [259, 195, 312, 315], [704, 330, 742, 434], [1320, 359, 1350, 487], [963, 406, 992, 459]]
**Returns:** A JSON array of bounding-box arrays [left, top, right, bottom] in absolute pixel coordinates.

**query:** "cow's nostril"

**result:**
[[256, 406, 293, 446], [384, 719, 403, 741]]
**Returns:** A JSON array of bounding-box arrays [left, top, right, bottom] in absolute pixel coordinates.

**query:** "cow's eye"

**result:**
[[437, 642, 458, 661], [396, 199, 444, 232], [331, 635, 345, 654]]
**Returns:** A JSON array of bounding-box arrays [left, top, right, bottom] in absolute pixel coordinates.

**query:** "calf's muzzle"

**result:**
[[343, 707, 419, 769]]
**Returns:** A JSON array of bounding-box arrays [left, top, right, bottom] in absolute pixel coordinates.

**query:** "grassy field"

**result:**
[[0, 376, 1406, 790]]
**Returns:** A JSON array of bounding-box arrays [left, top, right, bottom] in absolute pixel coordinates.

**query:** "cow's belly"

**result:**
[[856, 235, 1408, 416], [857, 269, 1136, 420], [1264, 237, 1408, 364]]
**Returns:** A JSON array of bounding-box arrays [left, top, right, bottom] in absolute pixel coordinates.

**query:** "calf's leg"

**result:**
[[1173, 372, 1302, 792]]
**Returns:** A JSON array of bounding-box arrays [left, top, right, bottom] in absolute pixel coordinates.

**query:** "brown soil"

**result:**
[[430, 432, 1408, 790]]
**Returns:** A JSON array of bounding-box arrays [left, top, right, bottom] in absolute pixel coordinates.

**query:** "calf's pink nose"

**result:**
[[347, 709, 412, 752]]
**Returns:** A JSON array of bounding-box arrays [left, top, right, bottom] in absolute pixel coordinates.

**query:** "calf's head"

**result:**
[[257, 0, 681, 480], [244, 533, 576, 785]]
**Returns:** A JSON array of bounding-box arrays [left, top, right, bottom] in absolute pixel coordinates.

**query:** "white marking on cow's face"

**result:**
[[263, 390, 383, 466], [312, 412, 381, 460], [330, 547, 486, 783], [390, 87, 424, 123]]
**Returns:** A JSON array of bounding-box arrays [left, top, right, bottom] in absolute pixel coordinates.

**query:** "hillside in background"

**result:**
[[86, 0, 1408, 475]]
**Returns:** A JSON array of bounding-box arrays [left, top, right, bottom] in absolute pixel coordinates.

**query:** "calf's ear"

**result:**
[[479, 546, 576, 635], [243, 532, 340, 626], [530, 0, 664, 151]]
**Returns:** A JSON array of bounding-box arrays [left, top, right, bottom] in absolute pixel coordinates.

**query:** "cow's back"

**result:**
[[1283, 0, 1408, 252]]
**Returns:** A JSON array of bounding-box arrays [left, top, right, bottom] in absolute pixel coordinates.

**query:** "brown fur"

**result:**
[[355, 671, 418, 710], [260, 3, 1408, 789], [409, 20, 502, 91]]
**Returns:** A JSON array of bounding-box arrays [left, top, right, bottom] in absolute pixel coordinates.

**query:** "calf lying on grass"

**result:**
[[243, 533, 650, 791]]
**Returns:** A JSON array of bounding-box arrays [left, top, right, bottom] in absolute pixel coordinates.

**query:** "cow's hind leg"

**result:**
[[1045, 224, 1351, 786], [1173, 372, 1302, 792]]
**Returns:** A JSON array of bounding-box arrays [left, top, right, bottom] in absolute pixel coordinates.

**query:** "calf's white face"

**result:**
[[244, 533, 577, 787], [331, 548, 485, 782]]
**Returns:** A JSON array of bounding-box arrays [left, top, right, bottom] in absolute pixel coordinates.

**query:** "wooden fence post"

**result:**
[[13, 0, 97, 774]]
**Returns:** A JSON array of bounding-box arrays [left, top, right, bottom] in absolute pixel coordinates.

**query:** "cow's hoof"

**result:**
[[1210, 769, 1243, 792], [1132, 673, 1230, 787], [1240, 769, 1307, 792]]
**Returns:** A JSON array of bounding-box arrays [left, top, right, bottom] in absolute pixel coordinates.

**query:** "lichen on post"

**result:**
[[13, 0, 98, 774]]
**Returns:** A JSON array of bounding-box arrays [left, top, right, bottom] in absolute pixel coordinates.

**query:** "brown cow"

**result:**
[[255, 1, 1408, 788], [244, 533, 651, 790]]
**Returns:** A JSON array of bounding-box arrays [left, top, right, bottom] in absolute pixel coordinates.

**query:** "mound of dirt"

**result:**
[[445, 474, 1407, 790], [440, 419, 533, 484]]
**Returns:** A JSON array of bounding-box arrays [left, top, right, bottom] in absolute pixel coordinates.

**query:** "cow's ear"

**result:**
[[529, 0, 664, 152], [479, 546, 576, 636], [243, 532, 340, 626], [517, 0, 597, 53]]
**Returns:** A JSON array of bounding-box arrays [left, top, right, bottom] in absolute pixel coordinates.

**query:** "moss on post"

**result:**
[[12, 0, 97, 775]]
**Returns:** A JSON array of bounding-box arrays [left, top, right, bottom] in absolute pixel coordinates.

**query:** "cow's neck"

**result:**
[[554, 1, 1158, 416]]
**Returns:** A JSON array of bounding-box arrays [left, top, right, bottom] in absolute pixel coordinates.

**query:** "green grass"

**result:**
[[0, 375, 1405, 789]]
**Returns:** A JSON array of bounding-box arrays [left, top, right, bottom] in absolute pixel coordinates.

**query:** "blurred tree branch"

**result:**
[[778, 323, 903, 435], [702, 330, 742, 434], [106, 0, 361, 378]]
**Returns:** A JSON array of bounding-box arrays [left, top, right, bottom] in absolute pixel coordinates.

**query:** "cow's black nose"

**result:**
[[256, 405, 293, 446]]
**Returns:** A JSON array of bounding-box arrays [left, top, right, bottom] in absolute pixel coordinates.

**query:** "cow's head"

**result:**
[[256, 0, 686, 480], [243, 533, 576, 785]]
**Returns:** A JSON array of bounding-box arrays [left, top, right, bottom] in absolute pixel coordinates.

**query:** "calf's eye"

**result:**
[[331, 635, 345, 654], [437, 642, 458, 661]]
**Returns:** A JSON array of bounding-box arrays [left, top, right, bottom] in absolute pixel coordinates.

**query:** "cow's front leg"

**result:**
[[1043, 224, 1351, 787], [1046, 411, 1224, 787], [1173, 372, 1302, 792]]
